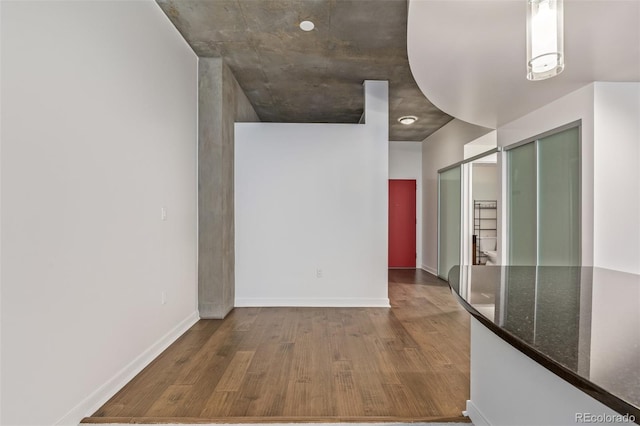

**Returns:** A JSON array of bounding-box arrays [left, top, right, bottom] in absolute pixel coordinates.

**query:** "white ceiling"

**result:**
[[407, 0, 640, 129]]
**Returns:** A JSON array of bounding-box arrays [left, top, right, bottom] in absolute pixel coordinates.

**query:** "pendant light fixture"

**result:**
[[526, 0, 564, 80]]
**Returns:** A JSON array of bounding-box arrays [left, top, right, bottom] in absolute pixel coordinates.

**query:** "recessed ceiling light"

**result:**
[[299, 20, 315, 31], [398, 116, 418, 125]]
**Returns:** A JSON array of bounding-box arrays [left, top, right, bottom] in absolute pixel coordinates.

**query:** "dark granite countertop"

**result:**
[[449, 266, 640, 420]]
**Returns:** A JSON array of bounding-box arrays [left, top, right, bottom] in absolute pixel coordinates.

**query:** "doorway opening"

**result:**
[[469, 156, 499, 265]]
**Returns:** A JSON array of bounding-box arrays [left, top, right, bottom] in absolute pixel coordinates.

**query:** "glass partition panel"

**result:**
[[538, 127, 580, 265], [438, 166, 461, 280], [508, 142, 537, 265]]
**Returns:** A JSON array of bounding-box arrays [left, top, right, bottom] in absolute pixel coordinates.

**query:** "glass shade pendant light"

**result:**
[[526, 0, 564, 80]]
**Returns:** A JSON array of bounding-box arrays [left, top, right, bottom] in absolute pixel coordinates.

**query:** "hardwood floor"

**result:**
[[83, 270, 471, 423]]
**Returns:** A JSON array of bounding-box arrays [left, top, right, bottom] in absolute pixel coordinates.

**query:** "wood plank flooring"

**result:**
[[83, 269, 471, 423]]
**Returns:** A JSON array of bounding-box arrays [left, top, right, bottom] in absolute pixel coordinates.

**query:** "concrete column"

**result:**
[[198, 58, 258, 318], [198, 58, 229, 318]]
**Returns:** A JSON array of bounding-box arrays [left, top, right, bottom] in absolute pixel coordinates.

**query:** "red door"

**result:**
[[389, 179, 417, 267]]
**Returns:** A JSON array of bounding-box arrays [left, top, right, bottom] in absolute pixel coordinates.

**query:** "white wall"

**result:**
[[497, 84, 595, 267], [389, 141, 422, 267], [421, 119, 493, 274], [464, 132, 497, 160], [234, 81, 389, 307], [472, 164, 498, 201], [593, 83, 640, 274], [1, 1, 198, 424]]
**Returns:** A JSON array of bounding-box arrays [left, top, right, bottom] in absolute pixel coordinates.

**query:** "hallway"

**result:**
[[84, 270, 470, 423]]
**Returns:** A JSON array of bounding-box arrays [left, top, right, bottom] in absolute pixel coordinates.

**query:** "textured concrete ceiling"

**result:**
[[157, 0, 452, 141]]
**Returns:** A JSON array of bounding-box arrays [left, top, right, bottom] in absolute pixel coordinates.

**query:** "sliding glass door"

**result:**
[[538, 127, 580, 265], [507, 125, 580, 266], [508, 143, 537, 265], [438, 166, 461, 280]]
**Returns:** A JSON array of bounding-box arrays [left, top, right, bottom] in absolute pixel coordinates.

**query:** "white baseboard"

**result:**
[[421, 264, 438, 276], [465, 399, 491, 426], [235, 298, 391, 308], [54, 311, 199, 426]]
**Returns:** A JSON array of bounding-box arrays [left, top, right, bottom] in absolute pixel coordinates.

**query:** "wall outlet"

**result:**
[[316, 268, 323, 278], [161, 291, 167, 305], [161, 207, 167, 221]]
